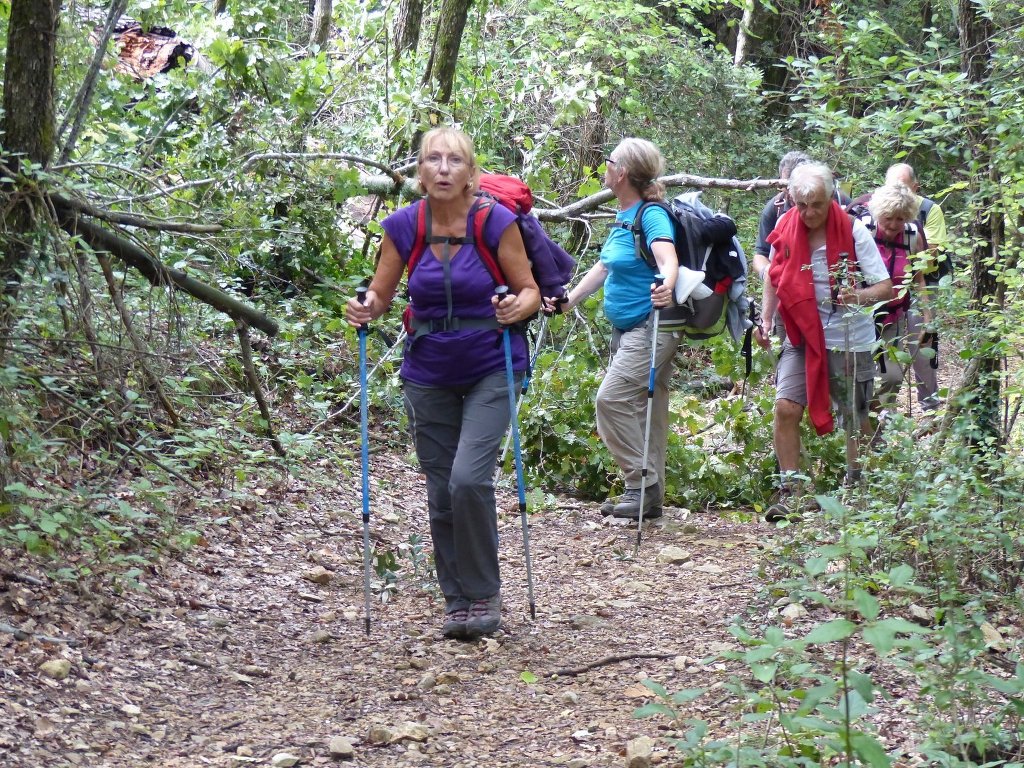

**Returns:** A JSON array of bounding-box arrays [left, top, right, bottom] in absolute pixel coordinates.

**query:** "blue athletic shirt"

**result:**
[[601, 202, 674, 331]]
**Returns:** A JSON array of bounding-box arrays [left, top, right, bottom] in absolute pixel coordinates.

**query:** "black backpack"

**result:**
[[621, 192, 752, 344]]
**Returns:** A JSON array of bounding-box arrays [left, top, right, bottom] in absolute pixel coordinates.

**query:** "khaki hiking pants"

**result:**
[[596, 318, 682, 491]]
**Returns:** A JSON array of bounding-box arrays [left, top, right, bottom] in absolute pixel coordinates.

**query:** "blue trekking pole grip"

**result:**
[[636, 273, 665, 552], [495, 285, 537, 620], [357, 283, 372, 636]]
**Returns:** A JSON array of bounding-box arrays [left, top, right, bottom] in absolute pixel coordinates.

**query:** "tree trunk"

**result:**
[[734, 0, 755, 66], [308, 0, 332, 51], [957, 0, 1001, 443], [423, 0, 474, 105], [392, 0, 423, 61], [568, 109, 607, 253], [1, 0, 61, 332]]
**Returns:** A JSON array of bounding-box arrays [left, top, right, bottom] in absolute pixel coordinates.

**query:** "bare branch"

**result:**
[[239, 151, 406, 186], [52, 204, 279, 337], [51, 192, 223, 233], [236, 321, 286, 457], [531, 174, 786, 222], [57, 0, 131, 163]]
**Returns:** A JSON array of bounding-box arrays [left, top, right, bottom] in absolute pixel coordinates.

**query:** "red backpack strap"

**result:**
[[407, 199, 430, 278], [470, 198, 507, 287]]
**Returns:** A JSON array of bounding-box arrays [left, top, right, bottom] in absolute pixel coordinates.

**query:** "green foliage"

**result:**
[[633, 414, 1023, 765], [369, 533, 437, 603]]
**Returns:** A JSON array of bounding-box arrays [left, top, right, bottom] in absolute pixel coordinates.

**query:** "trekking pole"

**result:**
[[635, 274, 665, 554], [495, 312, 549, 482], [356, 284, 373, 636], [495, 285, 537, 620], [843, 289, 861, 490]]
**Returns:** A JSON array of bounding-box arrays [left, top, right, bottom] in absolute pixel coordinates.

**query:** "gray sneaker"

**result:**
[[465, 594, 501, 638], [442, 605, 469, 639], [611, 483, 663, 520]]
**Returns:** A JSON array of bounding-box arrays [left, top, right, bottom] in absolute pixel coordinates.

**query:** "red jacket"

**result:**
[[766, 201, 855, 435]]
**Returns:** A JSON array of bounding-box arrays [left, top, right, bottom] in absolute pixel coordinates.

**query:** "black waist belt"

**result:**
[[409, 316, 500, 340]]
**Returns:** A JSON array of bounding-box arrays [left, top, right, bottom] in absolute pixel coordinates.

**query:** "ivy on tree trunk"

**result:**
[[392, 0, 423, 61], [1, 0, 61, 331], [423, 0, 473, 105], [957, 0, 1002, 444]]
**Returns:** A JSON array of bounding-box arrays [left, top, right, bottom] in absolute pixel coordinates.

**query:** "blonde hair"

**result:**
[[612, 138, 666, 201], [868, 182, 920, 222], [417, 127, 480, 194]]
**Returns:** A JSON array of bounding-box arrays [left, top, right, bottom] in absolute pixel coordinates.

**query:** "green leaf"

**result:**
[[634, 702, 676, 718], [849, 731, 891, 767], [751, 662, 777, 683], [37, 516, 60, 535], [802, 619, 856, 645], [853, 588, 880, 621], [805, 556, 829, 576], [848, 670, 876, 703], [519, 671, 537, 684], [670, 688, 705, 705], [888, 564, 914, 587], [641, 679, 668, 697], [863, 624, 896, 655]]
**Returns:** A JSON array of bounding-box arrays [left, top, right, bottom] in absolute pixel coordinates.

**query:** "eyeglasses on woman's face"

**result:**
[[605, 156, 618, 165], [421, 152, 467, 170]]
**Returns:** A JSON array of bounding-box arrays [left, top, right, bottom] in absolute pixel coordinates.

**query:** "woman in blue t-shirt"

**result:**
[[346, 128, 540, 639], [545, 138, 703, 520]]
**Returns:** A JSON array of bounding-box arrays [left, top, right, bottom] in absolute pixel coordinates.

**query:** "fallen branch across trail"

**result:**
[[549, 651, 676, 678]]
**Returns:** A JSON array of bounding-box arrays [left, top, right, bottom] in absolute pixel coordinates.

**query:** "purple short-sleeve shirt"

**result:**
[[383, 201, 528, 387]]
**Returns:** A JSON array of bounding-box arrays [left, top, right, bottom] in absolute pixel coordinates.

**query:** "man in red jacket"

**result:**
[[754, 162, 892, 523]]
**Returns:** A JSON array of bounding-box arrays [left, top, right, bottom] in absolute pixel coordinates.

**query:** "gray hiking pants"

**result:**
[[876, 310, 938, 409], [403, 371, 515, 610], [596, 318, 682, 491]]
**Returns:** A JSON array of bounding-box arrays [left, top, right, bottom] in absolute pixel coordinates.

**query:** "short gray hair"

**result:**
[[779, 151, 811, 179], [885, 162, 917, 186], [788, 162, 835, 202]]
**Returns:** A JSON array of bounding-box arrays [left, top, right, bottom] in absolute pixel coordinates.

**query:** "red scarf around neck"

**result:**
[[765, 200, 856, 435]]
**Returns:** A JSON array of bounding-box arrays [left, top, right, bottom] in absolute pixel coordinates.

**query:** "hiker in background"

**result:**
[[884, 162, 947, 411], [862, 183, 935, 413], [754, 162, 892, 522], [543, 138, 704, 520], [346, 127, 539, 640], [752, 150, 812, 287]]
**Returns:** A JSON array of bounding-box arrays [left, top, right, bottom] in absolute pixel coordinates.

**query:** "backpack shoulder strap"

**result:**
[[470, 196, 507, 287], [919, 197, 934, 223], [629, 201, 667, 270], [408, 199, 430, 279]]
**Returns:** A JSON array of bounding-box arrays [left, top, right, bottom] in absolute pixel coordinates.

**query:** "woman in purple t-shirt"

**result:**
[[346, 128, 539, 639]]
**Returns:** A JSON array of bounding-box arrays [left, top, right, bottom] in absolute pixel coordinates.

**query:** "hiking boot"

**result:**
[[465, 594, 501, 638], [441, 605, 469, 639], [920, 394, 944, 412], [764, 486, 819, 524], [764, 496, 796, 524], [611, 483, 663, 520], [600, 494, 625, 516]]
